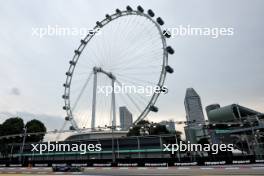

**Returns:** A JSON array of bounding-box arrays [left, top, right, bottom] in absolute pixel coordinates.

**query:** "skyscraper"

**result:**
[[184, 88, 205, 126], [119, 106, 133, 131]]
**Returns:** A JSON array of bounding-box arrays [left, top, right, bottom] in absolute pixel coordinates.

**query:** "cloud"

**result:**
[[10, 87, 21, 96]]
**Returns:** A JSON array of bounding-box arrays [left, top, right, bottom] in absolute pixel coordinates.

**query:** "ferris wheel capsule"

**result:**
[[74, 50, 81, 55], [149, 105, 159, 112], [156, 17, 164, 25], [147, 9, 155, 17], [116, 8, 121, 14], [126, 5, 133, 11], [163, 30, 171, 38], [165, 65, 174, 73], [137, 5, 144, 13], [166, 46, 174, 54]]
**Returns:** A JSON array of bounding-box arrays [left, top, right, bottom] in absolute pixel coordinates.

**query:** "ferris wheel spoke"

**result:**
[[78, 52, 97, 68], [87, 40, 106, 67], [115, 78, 153, 107], [110, 17, 149, 64], [116, 80, 142, 114], [104, 16, 133, 65], [122, 21, 160, 54], [115, 72, 158, 86], [119, 94, 141, 117], [112, 34, 161, 65], [118, 64, 161, 71], [72, 71, 93, 111], [110, 44, 162, 70], [116, 77, 160, 105], [116, 76, 157, 89], [82, 51, 99, 68], [115, 79, 150, 105], [123, 38, 162, 61], [81, 44, 101, 67], [118, 69, 161, 77], [113, 65, 162, 75], [121, 17, 148, 51], [91, 40, 105, 67], [121, 16, 140, 42], [122, 15, 155, 50], [110, 51, 162, 71], [110, 58, 162, 73], [100, 27, 113, 68], [79, 111, 88, 128], [116, 15, 140, 51], [125, 27, 158, 52]]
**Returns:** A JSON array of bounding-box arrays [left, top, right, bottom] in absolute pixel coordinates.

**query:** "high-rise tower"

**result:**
[[184, 88, 205, 126], [119, 106, 133, 131]]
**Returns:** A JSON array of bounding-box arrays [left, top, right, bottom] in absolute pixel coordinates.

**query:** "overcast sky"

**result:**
[[0, 0, 263, 133]]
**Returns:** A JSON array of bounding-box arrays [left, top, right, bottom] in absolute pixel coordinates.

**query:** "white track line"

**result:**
[[86, 167, 95, 170], [177, 167, 190, 170], [225, 167, 239, 170], [200, 167, 214, 170], [102, 167, 112, 170], [22, 172, 32, 174], [7, 171, 16, 174], [251, 167, 264, 170], [44, 167, 51, 170], [119, 167, 129, 170], [54, 172, 64, 174], [37, 171, 49, 174], [70, 172, 83, 174], [157, 167, 168, 170]]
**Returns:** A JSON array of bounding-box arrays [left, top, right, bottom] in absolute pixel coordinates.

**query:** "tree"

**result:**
[[127, 125, 141, 136], [0, 117, 24, 157], [127, 120, 175, 136], [170, 130, 182, 141], [149, 124, 169, 135], [0, 117, 47, 157], [0, 124, 2, 136], [25, 119, 47, 142], [0, 117, 24, 143]]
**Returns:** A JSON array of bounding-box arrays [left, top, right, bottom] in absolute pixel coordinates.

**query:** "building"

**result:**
[[205, 104, 220, 116], [3, 135, 183, 166], [119, 106, 133, 131], [184, 88, 205, 126], [159, 120, 176, 132], [184, 88, 206, 144], [206, 104, 262, 123], [205, 104, 264, 157]]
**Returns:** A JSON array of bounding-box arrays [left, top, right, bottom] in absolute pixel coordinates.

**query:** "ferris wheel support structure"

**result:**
[[91, 67, 117, 130]]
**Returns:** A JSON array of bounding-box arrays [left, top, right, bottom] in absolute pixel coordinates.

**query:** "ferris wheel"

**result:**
[[62, 5, 174, 131]]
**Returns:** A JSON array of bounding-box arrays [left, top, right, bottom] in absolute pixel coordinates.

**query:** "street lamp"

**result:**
[[105, 122, 120, 165], [19, 127, 27, 164]]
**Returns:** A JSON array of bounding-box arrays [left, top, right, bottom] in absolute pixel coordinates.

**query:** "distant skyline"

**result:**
[[0, 0, 263, 132]]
